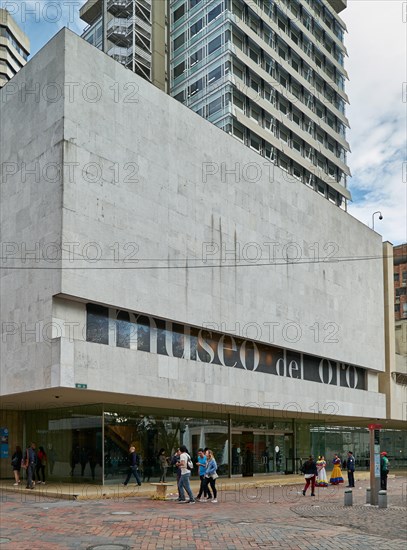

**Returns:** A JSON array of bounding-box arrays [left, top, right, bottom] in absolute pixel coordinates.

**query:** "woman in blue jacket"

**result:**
[[204, 449, 218, 503]]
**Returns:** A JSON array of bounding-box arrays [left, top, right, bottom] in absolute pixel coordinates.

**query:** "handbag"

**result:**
[[210, 472, 219, 479], [304, 473, 314, 479], [21, 450, 29, 470]]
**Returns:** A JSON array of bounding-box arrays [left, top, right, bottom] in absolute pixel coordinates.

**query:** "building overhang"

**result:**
[[0, 387, 402, 429], [80, 0, 103, 25], [326, 0, 347, 14]]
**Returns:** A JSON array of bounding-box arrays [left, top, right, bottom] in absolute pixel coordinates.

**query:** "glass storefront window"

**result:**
[[297, 422, 407, 471], [25, 404, 103, 483], [103, 406, 229, 484], [18, 405, 407, 486]]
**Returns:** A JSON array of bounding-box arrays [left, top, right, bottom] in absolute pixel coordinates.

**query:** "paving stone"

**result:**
[[0, 477, 405, 548]]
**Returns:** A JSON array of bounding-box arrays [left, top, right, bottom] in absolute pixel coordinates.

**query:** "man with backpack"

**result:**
[[380, 451, 389, 490], [177, 445, 195, 503]]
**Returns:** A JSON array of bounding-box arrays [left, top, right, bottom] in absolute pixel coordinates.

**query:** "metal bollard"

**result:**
[[378, 490, 387, 509], [344, 489, 353, 506], [366, 488, 371, 504]]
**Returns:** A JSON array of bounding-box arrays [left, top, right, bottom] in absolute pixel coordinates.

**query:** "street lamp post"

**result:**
[[372, 211, 383, 230]]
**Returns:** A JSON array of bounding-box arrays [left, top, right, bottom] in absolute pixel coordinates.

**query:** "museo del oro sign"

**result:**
[[86, 303, 366, 390]]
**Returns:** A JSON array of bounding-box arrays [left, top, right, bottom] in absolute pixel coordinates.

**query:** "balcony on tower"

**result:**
[[107, 0, 133, 17], [107, 17, 132, 47]]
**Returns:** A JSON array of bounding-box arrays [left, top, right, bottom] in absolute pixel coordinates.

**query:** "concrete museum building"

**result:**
[[0, 29, 405, 484]]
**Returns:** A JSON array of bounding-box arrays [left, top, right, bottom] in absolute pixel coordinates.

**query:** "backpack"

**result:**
[[382, 456, 389, 472], [187, 454, 193, 471]]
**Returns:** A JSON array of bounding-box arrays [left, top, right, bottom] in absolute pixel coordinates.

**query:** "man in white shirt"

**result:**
[[177, 445, 195, 503]]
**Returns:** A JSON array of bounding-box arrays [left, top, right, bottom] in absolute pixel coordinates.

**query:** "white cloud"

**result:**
[[343, 0, 407, 244]]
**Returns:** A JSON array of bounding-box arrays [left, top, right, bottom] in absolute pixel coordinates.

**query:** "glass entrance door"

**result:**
[[231, 431, 254, 476], [232, 430, 294, 475]]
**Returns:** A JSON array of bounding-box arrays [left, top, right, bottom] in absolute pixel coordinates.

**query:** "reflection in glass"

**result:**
[[86, 304, 108, 345]]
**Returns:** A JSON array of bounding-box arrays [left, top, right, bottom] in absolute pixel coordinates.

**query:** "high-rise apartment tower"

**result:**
[[0, 8, 30, 88], [80, 0, 351, 208], [80, 0, 168, 91]]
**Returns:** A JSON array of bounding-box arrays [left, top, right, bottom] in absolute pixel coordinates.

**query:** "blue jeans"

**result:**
[[179, 473, 194, 501], [27, 463, 36, 488], [123, 466, 141, 486]]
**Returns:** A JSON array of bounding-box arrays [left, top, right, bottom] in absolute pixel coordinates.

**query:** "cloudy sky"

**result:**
[[2, 0, 406, 245]]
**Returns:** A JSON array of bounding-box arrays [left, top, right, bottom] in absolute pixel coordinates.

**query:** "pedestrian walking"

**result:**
[[170, 448, 182, 500], [380, 451, 389, 490], [329, 454, 344, 485], [36, 446, 47, 484], [346, 451, 355, 487], [315, 455, 328, 487], [177, 445, 195, 504], [203, 449, 218, 503], [122, 446, 141, 486], [25, 442, 37, 489], [195, 448, 212, 501], [11, 445, 22, 485], [158, 448, 168, 482], [301, 455, 317, 496]]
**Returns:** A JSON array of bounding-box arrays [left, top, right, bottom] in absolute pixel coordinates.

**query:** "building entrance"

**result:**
[[231, 429, 294, 476]]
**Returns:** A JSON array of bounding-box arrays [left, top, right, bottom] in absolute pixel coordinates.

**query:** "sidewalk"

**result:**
[[0, 475, 405, 549], [0, 470, 402, 500]]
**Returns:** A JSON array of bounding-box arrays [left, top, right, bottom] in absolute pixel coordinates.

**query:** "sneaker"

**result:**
[[195, 498, 201, 502], [121, 483, 127, 486], [37, 481, 42, 484], [302, 490, 306, 496], [187, 500, 195, 504], [311, 493, 315, 497], [177, 500, 186, 503], [13, 483, 19, 486], [211, 499, 218, 503]]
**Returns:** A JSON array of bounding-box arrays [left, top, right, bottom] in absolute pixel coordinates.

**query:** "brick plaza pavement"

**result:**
[[0, 476, 405, 549]]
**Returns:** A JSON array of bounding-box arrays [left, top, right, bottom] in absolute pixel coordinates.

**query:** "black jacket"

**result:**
[[302, 459, 318, 476]]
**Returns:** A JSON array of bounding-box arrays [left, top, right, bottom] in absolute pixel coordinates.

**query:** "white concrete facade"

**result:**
[[0, 30, 386, 421]]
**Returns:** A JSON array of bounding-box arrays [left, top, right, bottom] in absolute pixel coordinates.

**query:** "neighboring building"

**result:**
[[394, 243, 407, 324], [0, 8, 30, 88], [80, 0, 351, 209], [380, 242, 407, 423], [80, 0, 168, 91], [393, 243, 407, 416], [1, 30, 405, 484]]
